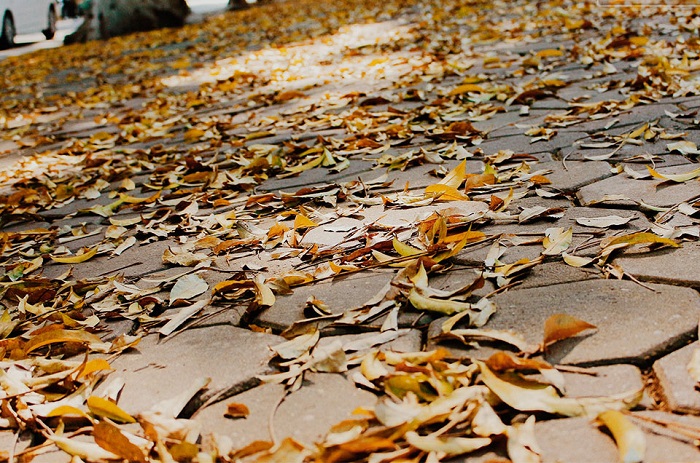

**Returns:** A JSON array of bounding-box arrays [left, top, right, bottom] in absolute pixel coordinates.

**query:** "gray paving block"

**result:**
[[257, 270, 397, 331], [539, 160, 614, 193], [536, 417, 618, 463], [98, 325, 282, 415], [516, 262, 600, 290], [452, 280, 700, 366], [616, 242, 700, 288], [653, 342, 700, 414], [42, 239, 173, 280], [553, 364, 644, 398], [479, 205, 651, 237], [578, 165, 700, 208], [534, 415, 700, 463], [195, 372, 377, 448], [316, 328, 423, 353]]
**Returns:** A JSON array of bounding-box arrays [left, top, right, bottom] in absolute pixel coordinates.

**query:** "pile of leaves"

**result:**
[[0, 0, 699, 460]]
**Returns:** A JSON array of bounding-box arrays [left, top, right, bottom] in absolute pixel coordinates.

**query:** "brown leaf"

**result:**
[[543, 314, 596, 348], [485, 351, 553, 372], [93, 421, 146, 463], [224, 402, 250, 419], [24, 328, 102, 354]]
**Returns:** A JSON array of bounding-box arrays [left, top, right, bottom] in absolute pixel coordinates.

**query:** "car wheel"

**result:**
[[0, 13, 15, 49], [43, 7, 56, 40]]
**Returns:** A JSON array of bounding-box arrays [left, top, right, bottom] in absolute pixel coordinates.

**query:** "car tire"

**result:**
[[0, 13, 15, 49], [43, 7, 56, 40]]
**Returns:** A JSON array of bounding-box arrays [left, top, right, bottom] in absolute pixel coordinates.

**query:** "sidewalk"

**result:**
[[1, 0, 700, 461]]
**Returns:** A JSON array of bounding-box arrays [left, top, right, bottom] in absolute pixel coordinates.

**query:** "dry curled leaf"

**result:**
[[543, 314, 597, 348]]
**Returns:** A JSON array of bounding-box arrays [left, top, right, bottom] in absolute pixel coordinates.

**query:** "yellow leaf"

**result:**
[[536, 49, 564, 58], [598, 410, 646, 463], [86, 396, 136, 423], [408, 288, 474, 315], [24, 329, 102, 354], [170, 57, 191, 69], [393, 238, 423, 257], [118, 191, 160, 204], [294, 214, 318, 229], [449, 83, 484, 95], [629, 36, 648, 46], [562, 253, 595, 268], [443, 230, 485, 244], [51, 247, 98, 264], [626, 123, 648, 139], [283, 155, 324, 176], [603, 232, 679, 250], [440, 160, 467, 188], [543, 314, 596, 348], [77, 359, 113, 379], [647, 165, 700, 183], [184, 128, 205, 142], [47, 405, 90, 419], [425, 184, 469, 201]]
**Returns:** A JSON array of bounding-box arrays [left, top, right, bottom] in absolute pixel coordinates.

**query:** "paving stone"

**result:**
[[195, 372, 377, 448], [535, 417, 618, 463], [516, 262, 600, 289], [534, 415, 700, 463], [620, 154, 692, 169], [551, 364, 644, 398], [42, 238, 173, 280], [431, 280, 700, 366], [316, 328, 423, 353], [479, 131, 590, 157], [577, 165, 700, 208], [97, 325, 282, 415], [538, 160, 614, 193], [259, 158, 375, 192], [630, 410, 700, 448], [616, 242, 700, 288], [653, 342, 700, 414], [257, 270, 397, 331], [479, 205, 651, 237]]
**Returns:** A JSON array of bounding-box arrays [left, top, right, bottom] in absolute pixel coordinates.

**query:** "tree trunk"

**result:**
[[65, 0, 190, 44]]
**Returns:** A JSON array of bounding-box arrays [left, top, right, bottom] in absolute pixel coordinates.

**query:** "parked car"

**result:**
[[0, 0, 58, 49]]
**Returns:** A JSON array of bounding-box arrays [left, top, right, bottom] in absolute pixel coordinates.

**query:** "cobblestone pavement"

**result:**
[[1, 0, 700, 461]]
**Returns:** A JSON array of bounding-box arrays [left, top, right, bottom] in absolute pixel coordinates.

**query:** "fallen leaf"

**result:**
[[93, 421, 147, 463], [87, 396, 136, 423], [597, 410, 645, 463], [405, 431, 491, 456], [50, 247, 99, 264], [24, 328, 103, 354], [542, 227, 573, 256], [158, 299, 210, 336], [224, 402, 250, 419], [543, 314, 597, 348], [169, 273, 208, 304], [647, 165, 700, 183], [575, 215, 634, 228]]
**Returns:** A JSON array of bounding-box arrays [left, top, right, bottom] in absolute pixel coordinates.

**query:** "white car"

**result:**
[[0, 0, 57, 48]]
